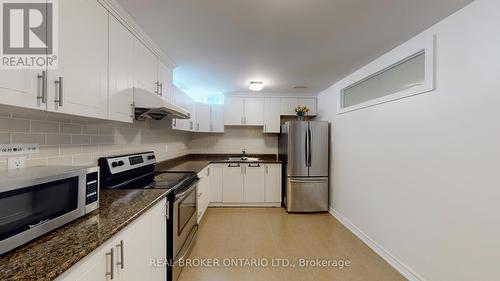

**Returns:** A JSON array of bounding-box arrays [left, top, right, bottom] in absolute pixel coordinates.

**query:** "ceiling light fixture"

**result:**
[[249, 81, 264, 91]]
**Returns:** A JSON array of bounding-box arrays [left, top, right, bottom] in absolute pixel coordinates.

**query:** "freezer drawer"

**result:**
[[286, 177, 328, 212]]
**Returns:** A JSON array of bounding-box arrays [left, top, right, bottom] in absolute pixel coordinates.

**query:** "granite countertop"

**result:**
[[0, 189, 170, 281], [156, 154, 282, 173]]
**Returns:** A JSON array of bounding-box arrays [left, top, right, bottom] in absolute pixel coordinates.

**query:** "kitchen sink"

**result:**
[[227, 157, 260, 161]]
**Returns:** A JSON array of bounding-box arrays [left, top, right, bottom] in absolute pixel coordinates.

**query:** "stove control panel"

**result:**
[[105, 152, 156, 174]]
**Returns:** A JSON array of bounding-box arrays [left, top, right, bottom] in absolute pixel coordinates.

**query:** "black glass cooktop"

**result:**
[[150, 172, 197, 190]]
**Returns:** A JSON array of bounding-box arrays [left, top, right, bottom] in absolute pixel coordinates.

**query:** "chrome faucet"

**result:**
[[242, 149, 247, 159]]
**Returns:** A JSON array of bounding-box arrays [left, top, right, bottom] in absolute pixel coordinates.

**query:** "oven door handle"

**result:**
[[175, 180, 199, 199]]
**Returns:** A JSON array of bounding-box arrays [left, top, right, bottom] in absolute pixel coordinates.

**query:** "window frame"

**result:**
[[338, 35, 435, 114]]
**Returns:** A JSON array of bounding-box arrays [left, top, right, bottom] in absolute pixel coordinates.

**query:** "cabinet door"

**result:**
[[209, 164, 223, 203], [210, 104, 224, 133], [194, 102, 211, 132], [264, 97, 281, 133], [55, 241, 109, 281], [297, 98, 317, 115], [108, 15, 134, 123], [222, 164, 244, 203], [47, 0, 108, 119], [0, 68, 44, 111], [115, 206, 152, 281], [197, 169, 209, 222], [149, 198, 167, 281], [184, 95, 196, 131], [158, 61, 173, 103], [243, 164, 265, 202], [223, 96, 244, 125], [265, 164, 282, 203], [134, 39, 158, 95], [280, 97, 297, 115], [244, 97, 264, 125]]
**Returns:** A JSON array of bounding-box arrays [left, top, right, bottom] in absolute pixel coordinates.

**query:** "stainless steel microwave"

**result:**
[[0, 166, 99, 255]]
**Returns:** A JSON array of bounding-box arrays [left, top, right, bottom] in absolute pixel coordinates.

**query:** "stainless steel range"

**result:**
[[98, 152, 199, 281]]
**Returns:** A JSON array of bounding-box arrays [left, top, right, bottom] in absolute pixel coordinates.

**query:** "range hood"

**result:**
[[133, 89, 190, 121]]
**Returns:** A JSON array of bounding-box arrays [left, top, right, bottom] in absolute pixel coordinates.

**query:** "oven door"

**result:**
[[173, 181, 198, 258], [0, 170, 86, 254]]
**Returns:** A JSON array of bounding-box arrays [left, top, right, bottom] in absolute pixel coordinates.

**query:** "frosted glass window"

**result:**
[[342, 51, 425, 108]]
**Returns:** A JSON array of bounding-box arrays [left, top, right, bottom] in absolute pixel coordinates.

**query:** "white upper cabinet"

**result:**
[[298, 98, 317, 115], [47, 0, 108, 119], [280, 97, 317, 116], [133, 39, 158, 95], [223, 96, 245, 125], [158, 61, 173, 102], [210, 104, 224, 133], [0, 68, 43, 111], [194, 102, 211, 132], [263, 97, 281, 133], [280, 98, 297, 115], [244, 97, 264, 125], [108, 14, 134, 123]]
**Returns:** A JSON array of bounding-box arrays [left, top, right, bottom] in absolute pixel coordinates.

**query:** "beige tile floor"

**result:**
[[178, 208, 406, 281]]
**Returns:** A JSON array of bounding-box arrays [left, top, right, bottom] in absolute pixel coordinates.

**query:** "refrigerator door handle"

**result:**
[[308, 126, 312, 167], [305, 127, 309, 168], [289, 179, 327, 184]]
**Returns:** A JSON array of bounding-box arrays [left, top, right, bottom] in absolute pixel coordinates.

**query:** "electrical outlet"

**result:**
[[165, 144, 169, 153], [8, 157, 26, 170]]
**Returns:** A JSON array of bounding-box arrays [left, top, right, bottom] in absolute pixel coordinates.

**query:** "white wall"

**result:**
[[318, 0, 500, 280]]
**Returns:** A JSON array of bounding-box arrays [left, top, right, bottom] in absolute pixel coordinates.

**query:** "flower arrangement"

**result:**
[[295, 105, 310, 120]]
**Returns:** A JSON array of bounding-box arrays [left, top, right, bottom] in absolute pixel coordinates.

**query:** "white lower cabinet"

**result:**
[[243, 164, 265, 202], [197, 167, 210, 223], [264, 164, 282, 203], [222, 164, 245, 203], [209, 164, 224, 202], [56, 198, 168, 281], [219, 163, 281, 205]]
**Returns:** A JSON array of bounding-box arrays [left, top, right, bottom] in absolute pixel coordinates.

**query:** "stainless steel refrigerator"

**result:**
[[279, 121, 329, 212]]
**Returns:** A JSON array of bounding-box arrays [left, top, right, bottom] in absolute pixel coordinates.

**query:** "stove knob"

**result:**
[[111, 162, 119, 168], [118, 161, 125, 166], [148, 155, 155, 160]]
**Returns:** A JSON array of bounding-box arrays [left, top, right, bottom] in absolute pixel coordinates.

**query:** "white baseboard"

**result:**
[[208, 203, 281, 208], [329, 207, 425, 281]]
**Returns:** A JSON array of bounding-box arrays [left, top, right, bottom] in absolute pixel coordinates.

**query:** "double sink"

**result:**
[[226, 157, 260, 161]]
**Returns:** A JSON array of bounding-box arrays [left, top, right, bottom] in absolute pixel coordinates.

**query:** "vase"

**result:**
[[297, 115, 305, 121]]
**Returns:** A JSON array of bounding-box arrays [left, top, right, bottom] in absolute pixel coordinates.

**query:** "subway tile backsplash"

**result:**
[[0, 113, 279, 171], [0, 113, 191, 170]]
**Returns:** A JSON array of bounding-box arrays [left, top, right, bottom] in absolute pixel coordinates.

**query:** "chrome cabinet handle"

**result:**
[[116, 240, 124, 269], [265, 165, 269, 174], [37, 71, 47, 103], [228, 164, 240, 168], [248, 164, 260, 168], [159, 83, 163, 96], [54, 77, 63, 107], [154, 81, 159, 94], [196, 123, 200, 131], [105, 248, 114, 279]]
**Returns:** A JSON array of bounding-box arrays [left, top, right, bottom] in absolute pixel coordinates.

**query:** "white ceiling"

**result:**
[[117, 0, 473, 95]]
